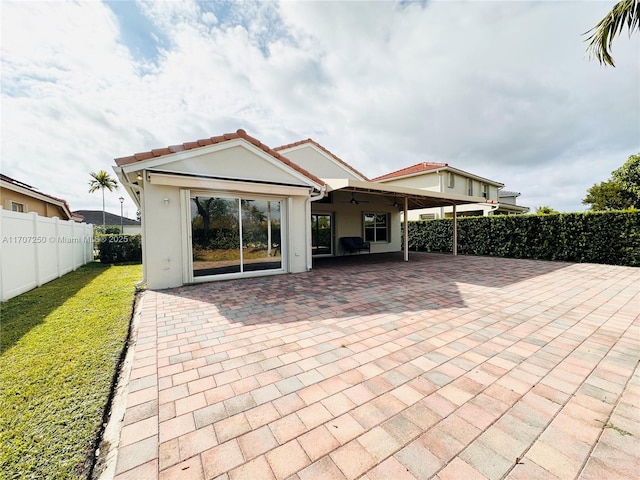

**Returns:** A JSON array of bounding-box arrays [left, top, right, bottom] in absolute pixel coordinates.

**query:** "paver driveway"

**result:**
[[102, 253, 639, 480]]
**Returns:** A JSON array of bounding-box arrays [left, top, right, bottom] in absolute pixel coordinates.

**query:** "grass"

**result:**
[[0, 262, 142, 479]]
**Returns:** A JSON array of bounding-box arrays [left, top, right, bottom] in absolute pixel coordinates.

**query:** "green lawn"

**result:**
[[0, 263, 142, 479]]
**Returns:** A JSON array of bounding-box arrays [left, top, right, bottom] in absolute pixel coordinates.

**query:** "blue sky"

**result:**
[[1, 0, 638, 217]]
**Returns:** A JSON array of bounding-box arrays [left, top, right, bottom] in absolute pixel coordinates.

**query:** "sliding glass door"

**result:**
[[311, 213, 332, 255], [190, 195, 282, 277]]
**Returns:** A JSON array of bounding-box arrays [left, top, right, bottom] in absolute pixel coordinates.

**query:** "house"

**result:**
[[0, 174, 81, 221], [373, 163, 529, 219], [73, 210, 142, 234], [114, 129, 485, 289], [496, 190, 529, 215]]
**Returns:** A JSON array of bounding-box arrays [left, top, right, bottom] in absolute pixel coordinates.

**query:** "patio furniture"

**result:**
[[340, 236, 371, 255]]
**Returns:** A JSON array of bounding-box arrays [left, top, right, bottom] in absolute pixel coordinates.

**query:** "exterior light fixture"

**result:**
[[119, 196, 124, 233]]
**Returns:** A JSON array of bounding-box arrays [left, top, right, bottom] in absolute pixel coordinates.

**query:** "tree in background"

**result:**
[[88, 170, 119, 229], [584, 0, 639, 67], [583, 154, 640, 211], [536, 206, 560, 215]]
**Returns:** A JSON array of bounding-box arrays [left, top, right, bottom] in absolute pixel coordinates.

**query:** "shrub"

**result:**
[[96, 234, 142, 264], [408, 210, 640, 266]]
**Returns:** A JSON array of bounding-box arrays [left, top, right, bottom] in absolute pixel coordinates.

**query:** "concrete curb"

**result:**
[[92, 292, 145, 480]]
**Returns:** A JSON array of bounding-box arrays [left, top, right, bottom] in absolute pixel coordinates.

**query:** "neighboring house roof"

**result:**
[[73, 210, 140, 226], [373, 162, 504, 187], [499, 190, 521, 197], [0, 173, 78, 221], [372, 162, 448, 182], [274, 139, 370, 181], [114, 129, 325, 187]]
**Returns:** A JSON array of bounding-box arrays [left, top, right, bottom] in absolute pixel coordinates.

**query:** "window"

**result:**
[[11, 201, 25, 212], [363, 212, 389, 242], [419, 213, 436, 220], [482, 184, 489, 199], [447, 172, 455, 188], [467, 179, 473, 196]]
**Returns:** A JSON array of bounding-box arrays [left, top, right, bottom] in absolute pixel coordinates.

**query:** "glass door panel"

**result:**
[[191, 196, 241, 276], [241, 199, 282, 272], [312, 214, 332, 255]]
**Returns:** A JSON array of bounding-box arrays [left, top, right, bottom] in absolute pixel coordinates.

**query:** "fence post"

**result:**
[[32, 212, 42, 287], [55, 217, 62, 278], [70, 220, 76, 270]]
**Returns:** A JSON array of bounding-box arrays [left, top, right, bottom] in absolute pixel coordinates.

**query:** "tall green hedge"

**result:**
[[407, 210, 640, 266], [95, 234, 142, 264]]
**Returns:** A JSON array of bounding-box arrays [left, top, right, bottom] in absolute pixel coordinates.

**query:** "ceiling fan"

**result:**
[[382, 197, 404, 208], [344, 192, 369, 205]]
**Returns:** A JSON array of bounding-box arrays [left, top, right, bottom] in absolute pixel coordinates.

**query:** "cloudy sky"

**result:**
[[1, 0, 638, 218]]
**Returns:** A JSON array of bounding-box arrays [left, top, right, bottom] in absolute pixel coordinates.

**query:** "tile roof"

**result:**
[[371, 162, 448, 182], [73, 210, 141, 226], [499, 190, 521, 197], [114, 129, 325, 187], [274, 139, 370, 181], [1, 173, 75, 220]]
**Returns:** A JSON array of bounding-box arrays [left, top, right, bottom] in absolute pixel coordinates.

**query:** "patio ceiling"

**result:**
[[322, 178, 487, 210]]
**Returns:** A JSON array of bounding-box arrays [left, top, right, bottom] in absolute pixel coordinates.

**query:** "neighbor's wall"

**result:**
[[0, 209, 93, 301], [381, 173, 441, 192], [0, 189, 68, 219]]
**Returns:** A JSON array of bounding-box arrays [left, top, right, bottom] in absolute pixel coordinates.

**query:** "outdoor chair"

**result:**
[[340, 236, 371, 255]]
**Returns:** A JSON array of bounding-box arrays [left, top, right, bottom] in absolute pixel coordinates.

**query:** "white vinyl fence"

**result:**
[[0, 209, 94, 301]]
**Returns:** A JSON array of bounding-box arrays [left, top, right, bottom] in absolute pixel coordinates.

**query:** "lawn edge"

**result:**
[[89, 288, 145, 480]]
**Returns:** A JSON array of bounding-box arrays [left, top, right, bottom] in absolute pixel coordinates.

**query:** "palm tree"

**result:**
[[584, 0, 640, 67], [88, 170, 119, 229]]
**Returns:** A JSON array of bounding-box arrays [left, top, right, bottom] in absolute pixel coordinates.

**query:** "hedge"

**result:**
[[95, 234, 142, 264], [407, 210, 640, 267]]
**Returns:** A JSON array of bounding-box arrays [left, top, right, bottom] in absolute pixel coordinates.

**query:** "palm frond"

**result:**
[[584, 0, 640, 67]]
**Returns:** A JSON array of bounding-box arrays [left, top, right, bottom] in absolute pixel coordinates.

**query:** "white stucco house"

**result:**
[[373, 162, 529, 219], [114, 129, 484, 289]]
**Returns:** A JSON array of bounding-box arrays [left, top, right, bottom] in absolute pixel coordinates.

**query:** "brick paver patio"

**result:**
[[103, 253, 639, 480]]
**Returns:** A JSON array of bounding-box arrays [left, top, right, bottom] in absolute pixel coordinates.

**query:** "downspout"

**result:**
[[116, 167, 146, 288], [310, 185, 327, 202]]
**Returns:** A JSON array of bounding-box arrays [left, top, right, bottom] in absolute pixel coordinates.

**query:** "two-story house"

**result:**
[[0, 174, 81, 221], [372, 162, 528, 219]]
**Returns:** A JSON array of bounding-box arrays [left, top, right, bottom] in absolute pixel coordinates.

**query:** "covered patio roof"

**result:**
[[322, 178, 486, 209]]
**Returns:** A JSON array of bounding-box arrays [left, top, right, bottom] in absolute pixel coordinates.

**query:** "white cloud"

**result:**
[[1, 0, 638, 218]]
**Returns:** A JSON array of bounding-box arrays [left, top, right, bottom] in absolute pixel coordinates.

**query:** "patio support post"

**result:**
[[404, 196, 409, 261], [453, 203, 458, 256]]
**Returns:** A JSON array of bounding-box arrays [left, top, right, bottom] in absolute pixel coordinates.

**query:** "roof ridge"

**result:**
[[114, 129, 325, 187], [274, 138, 370, 181]]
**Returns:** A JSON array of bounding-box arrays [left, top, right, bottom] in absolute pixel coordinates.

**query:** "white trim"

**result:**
[[148, 172, 314, 197], [181, 189, 192, 284]]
